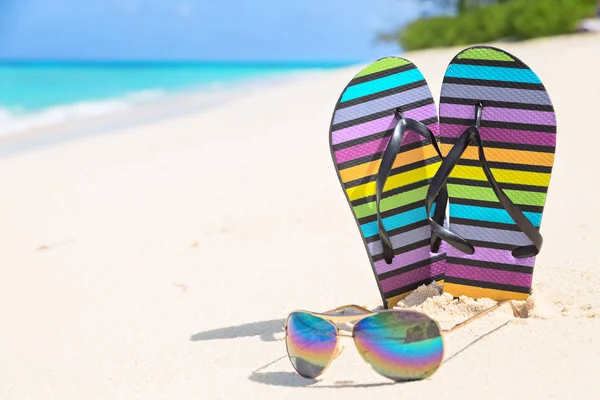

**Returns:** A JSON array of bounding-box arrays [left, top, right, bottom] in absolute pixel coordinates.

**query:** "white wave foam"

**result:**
[[0, 90, 167, 135]]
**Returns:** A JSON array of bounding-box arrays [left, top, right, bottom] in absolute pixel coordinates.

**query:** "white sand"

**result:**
[[1, 34, 599, 399]]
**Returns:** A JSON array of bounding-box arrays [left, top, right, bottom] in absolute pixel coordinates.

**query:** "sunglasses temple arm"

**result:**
[[443, 300, 520, 334], [323, 304, 372, 314]]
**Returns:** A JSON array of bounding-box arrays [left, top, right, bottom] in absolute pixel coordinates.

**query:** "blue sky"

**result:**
[[0, 0, 428, 62]]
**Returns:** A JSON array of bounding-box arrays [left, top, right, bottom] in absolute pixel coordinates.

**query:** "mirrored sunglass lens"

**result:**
[[353, 310, 443, 381], [285, 312, 337, 379]]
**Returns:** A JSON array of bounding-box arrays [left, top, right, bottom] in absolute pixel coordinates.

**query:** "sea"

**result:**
[[0, 61, 352, 135]]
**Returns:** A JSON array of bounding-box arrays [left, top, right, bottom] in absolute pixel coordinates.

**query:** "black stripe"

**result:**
[[373, 241, 432, 262], [378, 254, 446, 281], [348, 63, 417, 86], [480, 141, 556, 153], [334, 129, 393, 152], [334, 116, 438, 152], [450, 197, 544, 213], [337, 80, 428, 109], [440, 137, 556, 153], [446, 257, 533, 274], [367, 224, 430, 247], [440, 96, 554, 112], [440, 117, 556, 134], [451, 58, 527, 69], [343, 156, 441, 189], [331, 98, 435, 132], [442, 77, 545, 91], [456, 158, 553, 174], [449, 217, 538, 232], [383, 274, 445, 298], [368, 225, 431, 248], [465, 239, 519, 251], [336, 151, 383, 171], [447, 177, 549, 193], [351, 179, 430, 207], [444, 276, 531, 294], [358, 200, 426, 225], [336, 138, 431, 171]]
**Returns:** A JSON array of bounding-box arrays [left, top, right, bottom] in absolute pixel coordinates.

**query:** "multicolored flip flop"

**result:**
[[427, 46, 556, 301], [329, 57, 448, 309]]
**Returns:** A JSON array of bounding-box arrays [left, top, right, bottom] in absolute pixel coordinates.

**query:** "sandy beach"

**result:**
[[1, 33, 599, 399]]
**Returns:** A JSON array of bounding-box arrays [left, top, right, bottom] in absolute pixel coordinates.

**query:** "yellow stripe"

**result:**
[[386, 279, 444, 308], [346, 162, 441, 201], [440, 144, 555, 167], [339, 146, 439, 183], [443, 283, 530, 301], [450, 165, 550, 187]]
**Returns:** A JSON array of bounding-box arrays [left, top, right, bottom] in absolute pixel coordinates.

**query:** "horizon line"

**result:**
[[0, 59, 364, 68]]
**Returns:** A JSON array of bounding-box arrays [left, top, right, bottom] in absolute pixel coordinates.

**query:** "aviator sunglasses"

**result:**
[[284, 301, 519, 381]]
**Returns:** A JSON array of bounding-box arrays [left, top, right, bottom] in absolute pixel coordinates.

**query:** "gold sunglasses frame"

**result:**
[[283, 300, 519, 380]]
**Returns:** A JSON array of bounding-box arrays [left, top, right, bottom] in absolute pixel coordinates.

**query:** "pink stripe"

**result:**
[[441, 104, 556, 126], [380, 260, 446, 293], [441, 124, 556, 147], [331, 104, 438, 145], [375, 245, 439, 275], [334, 132, 425, 164], [445, 263, 533, 288], [447, 246, 534, 267]]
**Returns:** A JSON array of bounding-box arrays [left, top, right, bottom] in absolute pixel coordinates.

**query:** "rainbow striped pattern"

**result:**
[[329, 57, 445, 308], [439, 47, 556, 300]]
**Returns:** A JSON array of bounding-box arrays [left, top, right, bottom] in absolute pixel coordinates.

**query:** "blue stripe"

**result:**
[[446, 64, 541, 84], [360, 205, 435, 238], [451, 204, 541, 227], [341, 69, 425, 102]]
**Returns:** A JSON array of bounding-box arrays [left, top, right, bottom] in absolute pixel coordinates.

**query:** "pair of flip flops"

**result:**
[[329, 46, 556, 308]]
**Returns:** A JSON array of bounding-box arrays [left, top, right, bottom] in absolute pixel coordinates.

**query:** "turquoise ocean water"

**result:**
[[0, 61, 351, 134]]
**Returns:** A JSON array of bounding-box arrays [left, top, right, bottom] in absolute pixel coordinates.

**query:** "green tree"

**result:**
[[392, 0, 597, 51]]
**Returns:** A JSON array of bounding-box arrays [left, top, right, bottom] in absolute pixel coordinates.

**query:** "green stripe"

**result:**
[[448, 184, 547, 206], [458, 48, 514, 62], [353, 186, 428, 219], [355, 58, 410, 78]]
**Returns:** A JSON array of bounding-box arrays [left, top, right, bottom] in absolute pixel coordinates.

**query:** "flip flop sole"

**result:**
[[439, 46, 556, 300], [329, 57, 445, 308]]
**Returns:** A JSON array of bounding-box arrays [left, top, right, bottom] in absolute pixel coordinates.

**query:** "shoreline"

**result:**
[[0, 67, 352, 158]]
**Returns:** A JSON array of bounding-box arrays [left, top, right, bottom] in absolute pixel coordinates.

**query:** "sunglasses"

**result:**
[[284, 300, 519, 382]]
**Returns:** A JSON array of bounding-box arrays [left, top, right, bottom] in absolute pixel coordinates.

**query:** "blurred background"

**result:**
[[0, 0, 597, 138], [2, 2, 600, 398]]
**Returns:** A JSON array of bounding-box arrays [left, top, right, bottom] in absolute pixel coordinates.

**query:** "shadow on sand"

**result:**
[[190, 318, 286, 342], [191, 316, 511, 388], [249, 371, 395, 389]]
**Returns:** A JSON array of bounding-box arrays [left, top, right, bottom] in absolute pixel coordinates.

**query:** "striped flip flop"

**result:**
[[426, 46, 556, 301], [329, 57, 447, 309]]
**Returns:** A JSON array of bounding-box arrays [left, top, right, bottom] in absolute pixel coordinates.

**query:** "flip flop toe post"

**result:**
[[438, 46, 557, 300], [330, 57, 446, 308]]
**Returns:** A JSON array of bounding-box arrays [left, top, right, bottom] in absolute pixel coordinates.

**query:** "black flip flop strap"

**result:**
[[425, 122, 542, 259], [376, 111, 448, 264]]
